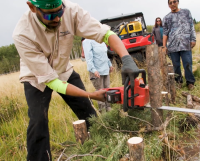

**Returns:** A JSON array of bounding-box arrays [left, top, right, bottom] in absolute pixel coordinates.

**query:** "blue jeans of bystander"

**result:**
[[170, 50, 195, 85]]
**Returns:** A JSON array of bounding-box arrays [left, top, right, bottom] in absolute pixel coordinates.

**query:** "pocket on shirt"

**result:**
[[59, 34, 73, 58]]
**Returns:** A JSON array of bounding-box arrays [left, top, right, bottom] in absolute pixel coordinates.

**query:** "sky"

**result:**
[[0, 0, 199, 47]]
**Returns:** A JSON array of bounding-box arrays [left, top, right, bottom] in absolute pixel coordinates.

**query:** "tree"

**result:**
[[193, 18, 197, 24], [146, 25, 153, 33], [0, 44, 20, 74]]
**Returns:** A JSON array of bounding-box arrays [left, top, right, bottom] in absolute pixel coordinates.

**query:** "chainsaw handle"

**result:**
[[123, 69, 147, 112], [139, 69, 146, 85], [123, 77, 132, 112]]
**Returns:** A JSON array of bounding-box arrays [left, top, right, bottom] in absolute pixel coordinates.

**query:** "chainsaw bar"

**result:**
[[145, 105, 200, 114]]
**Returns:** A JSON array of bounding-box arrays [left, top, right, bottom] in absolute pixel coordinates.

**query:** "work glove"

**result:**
[[121, 55, 139, 87]]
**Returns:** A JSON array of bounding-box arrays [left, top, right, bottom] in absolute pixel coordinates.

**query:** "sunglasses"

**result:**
[[37, 3, 65, 21], [169, 0, 177, 5], [157, 20, 161, 22]]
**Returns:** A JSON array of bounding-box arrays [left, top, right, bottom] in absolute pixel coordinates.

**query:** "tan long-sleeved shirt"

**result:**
[[13, 0, 110, 91]]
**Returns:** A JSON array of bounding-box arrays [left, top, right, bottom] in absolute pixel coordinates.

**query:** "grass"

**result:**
[[0, 34, 200, 161]]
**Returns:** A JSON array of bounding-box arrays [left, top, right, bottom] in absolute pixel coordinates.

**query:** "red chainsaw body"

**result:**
[[103, 78, 149, 107]]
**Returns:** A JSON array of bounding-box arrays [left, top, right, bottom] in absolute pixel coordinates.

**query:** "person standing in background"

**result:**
[[163, 0, 196, 90], [82, 38, 114, 113], [152, 17, 163, 47]]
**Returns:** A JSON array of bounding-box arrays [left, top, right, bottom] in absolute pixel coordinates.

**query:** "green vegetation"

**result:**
[[0, 44, 20, 74], [1, 53, 200, 160], [0, 29, 200, 161], [195, 22, 200, 32], [0, 36, 82, 75], [71, 36, 82, 60], [147, 22, 200, 33], [146, 25, 153, 33]]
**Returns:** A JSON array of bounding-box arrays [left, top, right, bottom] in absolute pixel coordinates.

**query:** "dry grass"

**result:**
[[0, 58, 123, 160], [0, 72, 23, 97], [0, 33, 199, 161], [192, 33, 200, 64]]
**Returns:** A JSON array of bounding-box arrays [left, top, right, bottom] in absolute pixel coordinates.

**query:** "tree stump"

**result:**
[[127, 137, 144, 161], [73, 120, 88, 144], [168, 73, 176, 104], [146, 44, 163, 127]]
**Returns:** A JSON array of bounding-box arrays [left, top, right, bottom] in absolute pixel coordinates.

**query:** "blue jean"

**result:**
[[170, 50, 195, 85]]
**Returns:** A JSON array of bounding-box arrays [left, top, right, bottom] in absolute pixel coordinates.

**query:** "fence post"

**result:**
[[146, 44, 163, 127]]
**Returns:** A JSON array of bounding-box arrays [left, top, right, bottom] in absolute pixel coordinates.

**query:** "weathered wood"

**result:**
[[159, 48, 170, 105], [161, 91, 169, 106], [193, 102, 200, 118], [186, 95, 193, 109], [119, 155, 129, 161], [73, 120, 88, 144], [159, 47, 169, 92], [182, 91, 200, 103], [119, 158, 129, 161], [127, 137, 144, 161], [168, 73, 176, 104], [159, 47, 164, 87], [146, 44, 163, 126], [167, 65, 174, 73]]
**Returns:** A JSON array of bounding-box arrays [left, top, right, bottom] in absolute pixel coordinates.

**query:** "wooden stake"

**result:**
[[161, 91, 169, 106], [186, 95, 193, 109], [168, 73, 176, 104], [146, 44, 163, 127], [159, 47, 169, 92], [167, 65, 174, 73], [127, 137, 144, 161], [73, 120, 88, 144]]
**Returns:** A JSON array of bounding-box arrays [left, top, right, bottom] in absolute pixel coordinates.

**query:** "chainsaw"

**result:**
[[104, 69, 200, 114]]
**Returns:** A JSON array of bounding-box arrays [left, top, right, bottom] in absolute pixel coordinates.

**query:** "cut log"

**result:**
[[182, 91, 200, 103], [186, 95, 193, 109], [127, 137, 144, 161], [146, 44, 163, 126], [168, 73, 176, 104], [73, 120, 88, 144]]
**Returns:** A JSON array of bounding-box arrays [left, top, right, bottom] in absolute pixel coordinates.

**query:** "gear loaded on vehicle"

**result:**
[[100, 12, 154, 62]]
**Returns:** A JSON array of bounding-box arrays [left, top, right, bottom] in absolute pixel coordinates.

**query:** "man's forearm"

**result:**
[[163, 35, 168, 47], [66, 84, 104, 101], [108, 34, 129, 58], [66, 84, 90, 97]]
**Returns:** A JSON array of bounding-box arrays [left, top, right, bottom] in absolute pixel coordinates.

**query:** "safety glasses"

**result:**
[[169, 0, 177, 5], [37, 3, 65, 21]]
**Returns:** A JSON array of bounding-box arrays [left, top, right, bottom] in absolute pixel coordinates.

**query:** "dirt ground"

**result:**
[[177, 103, 200, 161]]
